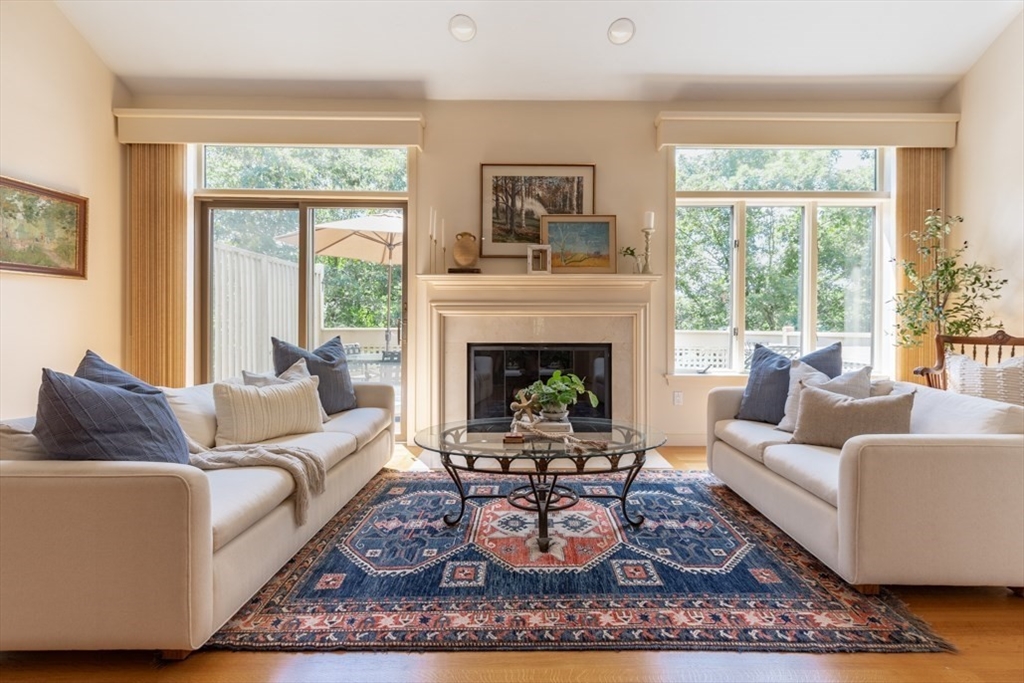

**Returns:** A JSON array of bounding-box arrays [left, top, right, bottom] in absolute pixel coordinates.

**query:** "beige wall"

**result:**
[[122, 95, 950, 443], [942, 11, 1024, 335], [4, 6, 1011, 444], [0, 1, 127, 417]]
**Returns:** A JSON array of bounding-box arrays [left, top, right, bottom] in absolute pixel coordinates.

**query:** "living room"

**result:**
[[1, 1, 1022, 681]]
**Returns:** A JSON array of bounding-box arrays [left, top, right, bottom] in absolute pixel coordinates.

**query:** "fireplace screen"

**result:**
[[468, 344, 611, 420]]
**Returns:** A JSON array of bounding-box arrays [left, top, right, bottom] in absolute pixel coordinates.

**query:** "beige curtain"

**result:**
[[895, 148, 945, 383], [126, 144, 187, 387]]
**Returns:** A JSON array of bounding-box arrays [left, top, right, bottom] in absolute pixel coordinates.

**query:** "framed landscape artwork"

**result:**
[[0, 176, 87, 278], [480, 163, 594, 257], [541, 214, 617, 274]]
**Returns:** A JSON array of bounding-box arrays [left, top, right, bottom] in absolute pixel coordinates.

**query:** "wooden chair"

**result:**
[[913, 330, 1024, 389]]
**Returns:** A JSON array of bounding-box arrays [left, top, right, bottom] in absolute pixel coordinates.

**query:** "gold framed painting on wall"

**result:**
[[541, 214, 617, 274], [0, 176, 88, 278]]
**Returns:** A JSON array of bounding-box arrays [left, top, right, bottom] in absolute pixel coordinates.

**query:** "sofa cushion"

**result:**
[[162, 384, 217, 448], [903, 382, 1024, 434], [213, 377, 324, 446], [33, 355, 189, 464], [323, 407, 392, 450], [777, 363, 872, 432], [262, 430, 360, 472], [273, 336, 357, 414], [206, 467, 294, 551], [243, 358, 330, 422], [792, 386, 915, 449], [0, 417, 47, 461], [714, 419, 792, 463], [762, 443, 841, 507], [945, 352, 1024, 406], [736, 342, 842, 424]]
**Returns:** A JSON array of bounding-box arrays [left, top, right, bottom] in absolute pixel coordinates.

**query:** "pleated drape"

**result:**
[[126, 144, 187, 387], [894, 148, 945, 383]]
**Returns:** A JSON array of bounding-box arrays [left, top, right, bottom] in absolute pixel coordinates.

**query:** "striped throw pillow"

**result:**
[[946, 352, 1024, 406]]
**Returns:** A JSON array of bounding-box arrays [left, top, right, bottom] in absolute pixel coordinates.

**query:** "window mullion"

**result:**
[[733, 202, 746, 371], [802, 202, 818, 354]]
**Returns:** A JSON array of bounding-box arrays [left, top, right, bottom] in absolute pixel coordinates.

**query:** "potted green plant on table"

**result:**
[[893, 209, 1006, 347], [523, 370, 599, 422]]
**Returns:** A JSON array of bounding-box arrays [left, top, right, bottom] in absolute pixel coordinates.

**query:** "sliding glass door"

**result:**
[[200, 201, 407, 440]]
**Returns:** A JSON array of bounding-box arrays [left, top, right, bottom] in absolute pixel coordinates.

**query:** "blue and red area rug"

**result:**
[[207, 469, 953, 653]]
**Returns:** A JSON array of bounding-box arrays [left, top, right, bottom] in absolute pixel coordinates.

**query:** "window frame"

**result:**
[[671, 147, 891, 376]]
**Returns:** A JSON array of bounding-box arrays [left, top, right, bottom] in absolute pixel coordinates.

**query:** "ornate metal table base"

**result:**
[[440, 454, 648, 554]]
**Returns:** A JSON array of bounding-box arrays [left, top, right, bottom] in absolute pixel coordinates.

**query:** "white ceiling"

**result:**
[[55, 0, 1024, 102]]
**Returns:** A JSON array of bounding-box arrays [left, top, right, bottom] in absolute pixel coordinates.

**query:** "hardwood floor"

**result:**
[[2, 446, 1022, 683]]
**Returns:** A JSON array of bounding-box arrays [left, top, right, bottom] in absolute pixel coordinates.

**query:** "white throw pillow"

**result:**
[[243, 358, 331, 421], [162, 384, 218, 448], [945, 352, 1024, 406], [0, 417, 48, 460], [213, 376, 324, 446], [776, 363, 873, 433]]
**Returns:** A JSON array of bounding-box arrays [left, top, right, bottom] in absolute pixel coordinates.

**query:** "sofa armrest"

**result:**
[[0, 460, 213, 651], [837, 433, 1024, 586], [706, 387, 744, 463], [354, 382, 395, 416]]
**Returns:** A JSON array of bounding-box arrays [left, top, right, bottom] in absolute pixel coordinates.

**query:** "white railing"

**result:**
[[674, 329, 873, 372]]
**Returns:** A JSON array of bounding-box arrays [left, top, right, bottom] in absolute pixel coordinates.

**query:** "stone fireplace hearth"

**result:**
[[419, 274, 657, 427]]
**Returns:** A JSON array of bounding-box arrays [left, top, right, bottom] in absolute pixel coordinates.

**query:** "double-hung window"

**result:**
[[673, 148, 890, 374]]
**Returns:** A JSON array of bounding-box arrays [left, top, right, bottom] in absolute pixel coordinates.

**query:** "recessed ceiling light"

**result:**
[[608, 17, 635, 45], [449, 14, 477, 42]]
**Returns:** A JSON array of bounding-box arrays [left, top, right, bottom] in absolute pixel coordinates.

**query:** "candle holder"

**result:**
[[640, 226, 655, 274]]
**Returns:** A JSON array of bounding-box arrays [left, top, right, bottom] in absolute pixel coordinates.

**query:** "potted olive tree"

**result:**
[[524, 370, 599, 421], [893, 209, 1006, 347]]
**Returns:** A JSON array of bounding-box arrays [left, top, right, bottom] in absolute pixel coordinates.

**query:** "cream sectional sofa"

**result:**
[[707, 382, 1024, 592], [0, 382, 394, 655]]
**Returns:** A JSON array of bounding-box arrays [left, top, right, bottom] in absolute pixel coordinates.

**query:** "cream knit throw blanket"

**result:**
[[185, 435, 326, 526]]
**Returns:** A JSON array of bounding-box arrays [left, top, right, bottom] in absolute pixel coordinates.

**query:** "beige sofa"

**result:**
[[0, 382, 394, 655], [707, 382, 1024, 592]]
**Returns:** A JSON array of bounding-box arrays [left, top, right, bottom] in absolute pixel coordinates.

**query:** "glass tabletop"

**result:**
[[413, 417, 666, 461]]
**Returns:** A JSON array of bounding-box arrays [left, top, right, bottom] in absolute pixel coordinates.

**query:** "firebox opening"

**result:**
[[467, 343, 612, 421]]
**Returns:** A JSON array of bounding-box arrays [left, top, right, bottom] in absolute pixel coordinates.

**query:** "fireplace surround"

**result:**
[[420, 274, 657, 427]]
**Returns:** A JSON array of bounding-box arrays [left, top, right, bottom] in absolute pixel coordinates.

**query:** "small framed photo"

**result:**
[[526, 244, 551, 274], [541, 215, 617, 274], [1, 176, 88, 278], [480, 163, 595, 258]]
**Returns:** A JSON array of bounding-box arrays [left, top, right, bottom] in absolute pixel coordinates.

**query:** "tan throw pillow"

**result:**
[[791, 385, 915, 449], [776, 363, 873, 433], [945, 352, 1024, 406], [243, 358, 331, 421], [213, 376, 324, 446]]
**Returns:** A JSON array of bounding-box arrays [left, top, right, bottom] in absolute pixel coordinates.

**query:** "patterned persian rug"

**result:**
[[207, 470, 953, 653]]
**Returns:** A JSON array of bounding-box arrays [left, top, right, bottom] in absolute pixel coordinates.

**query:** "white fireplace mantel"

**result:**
[[417, 274, 659, 427]]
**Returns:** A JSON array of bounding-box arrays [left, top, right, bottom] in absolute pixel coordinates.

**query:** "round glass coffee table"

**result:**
[[414, 418, 667, 553]]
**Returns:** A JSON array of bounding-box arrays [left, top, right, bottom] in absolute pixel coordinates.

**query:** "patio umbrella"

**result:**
[[277, 213, 404, 350]]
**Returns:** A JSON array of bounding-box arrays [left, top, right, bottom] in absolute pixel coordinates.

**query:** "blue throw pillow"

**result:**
[[272, 336, 357, 414], [75, 349, 156, 392], [736, 342, 842, 424], [32, 353, 189, 464]]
